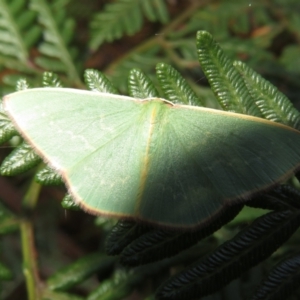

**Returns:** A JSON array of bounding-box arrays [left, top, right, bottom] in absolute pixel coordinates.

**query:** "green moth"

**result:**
[[4, 88, 300, 229]]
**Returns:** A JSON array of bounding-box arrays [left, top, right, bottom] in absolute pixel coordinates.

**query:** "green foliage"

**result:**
[[234, 60, 300, 130], [156, 63, 204, 106], [156, 209, 300, 300], [47, 253, 115, 291], [90, 0, 169, 50], [84, 69, 118, 94], [0, 0, 41, 69], [197, 31, 262, 116], [35, 165, 63, 186], [0, 141, 40, 176], [128, 68, 159, 98], [1, 1, 300, 299], [30, 0, 81, 85]]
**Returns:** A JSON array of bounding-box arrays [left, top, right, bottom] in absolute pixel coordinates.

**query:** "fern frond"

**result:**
[[90, 0, 169, 50], [251, 253, 300, 300], [42, 72, 63, 87], [30, 0, 81, 85], [105, 220, 150, 256], [156, 210, 300, 300], [0, 0, 41, 68], [233, 60, 300, 130], [86, 270, 133, 300], [16, 78, 30, 90], [128, 68, 159, 98], [84, 69, 118, 94], [108, 46, 161, 92], [61, 193, 80, 211], [35, 165, 63, 186], [0, 101, 17, 143], [120, 204, 243, 266], [196, 31, 262, 116], [47, 253, 115, 292], [0, 141, 41, 176], [141, 0, 169, 23], [156, 62, 204, 106]]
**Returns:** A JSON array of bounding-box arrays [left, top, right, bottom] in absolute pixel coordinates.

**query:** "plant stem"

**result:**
[[22, 176, 42, 210], [21, 173, 43, 300], [21, 219, 42, 300]]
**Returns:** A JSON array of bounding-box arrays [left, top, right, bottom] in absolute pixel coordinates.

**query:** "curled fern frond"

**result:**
[[0, 0, 41, 68], [105, 220, 150, 256], [156, 63, 204, 106], [30, 0, 81, 84], [128, 68, 159, 99], [156, 210, 300, 300], [84, 69, 118, 94], [120, 204, 243, 266], [196, 31, 262, 116], [0, 141, 41, 176], [42, 72, 63, 87], [233, 60, 300, 130], [35, 166, 63, 186], [251, 253, 300, 300], [90, 0, 169, 50]]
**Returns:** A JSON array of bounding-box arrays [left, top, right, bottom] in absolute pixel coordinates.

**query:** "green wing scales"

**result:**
[[4, 88, 300, 228]]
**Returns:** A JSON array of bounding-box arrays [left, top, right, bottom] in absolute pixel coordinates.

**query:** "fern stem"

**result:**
[[21, 170, 43, 299], [22, 173, 42, 210], [104, 0, 211, 75], [20, 219, 42, 300]]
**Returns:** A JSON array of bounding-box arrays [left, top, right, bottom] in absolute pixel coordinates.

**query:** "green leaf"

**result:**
[[0, 141, 41, 176], [156, 210, 300, 300], [0, 0, 41, 67], [4, 88, 300, 229], [47, 253, 115, 291], [90, 0, 141, 49], [156, 63, 204, 106], [196, 31, 262, 116], [35, 165, 63, 185], [42, 72, 63, 87], [251, 253, 300, 300], [128, 68, 159, 99], [61, 194, 80, 211], [30, 0, 81, 84], [233, 60, 300, 130], [86, 270, 137, 300], [105, 220, 151, 255], [16, 78, 30, 90], [120, 204, 243, 266], [84, 69, 118, 94], [140, 0, 169, 23], [90, 0, 168, 50], [0, 101, 17, 143]]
